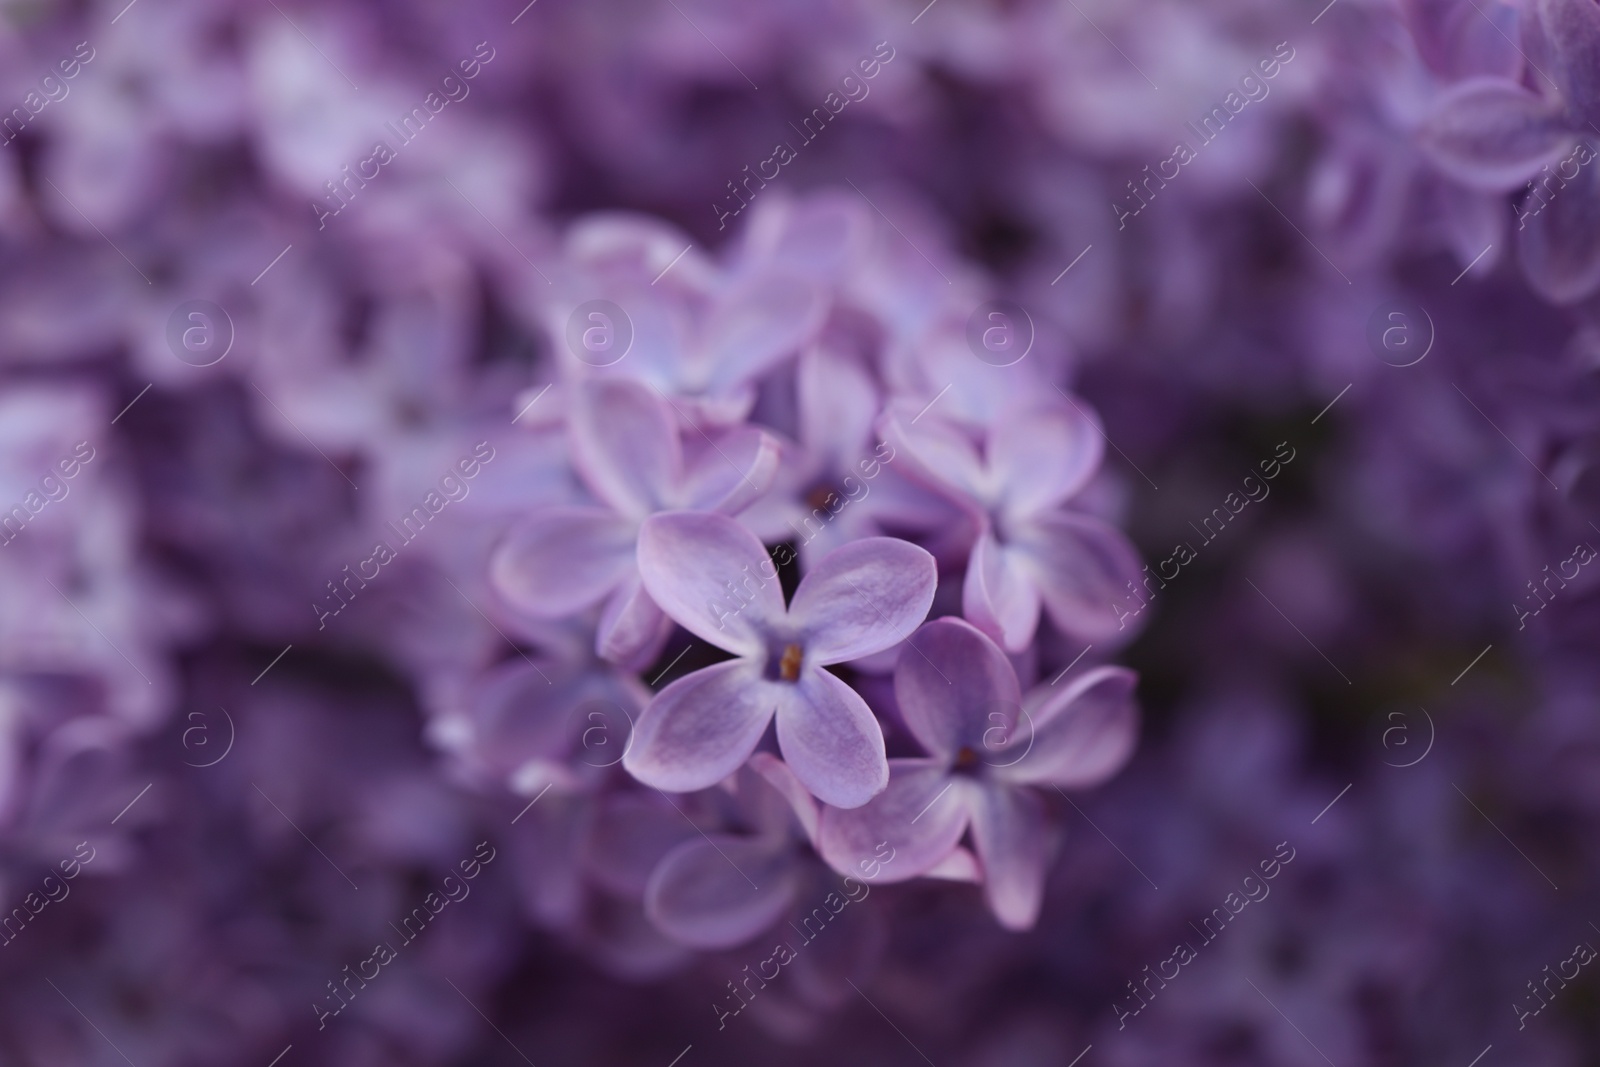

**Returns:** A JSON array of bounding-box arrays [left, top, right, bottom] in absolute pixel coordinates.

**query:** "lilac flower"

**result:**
[[643, 756, 817, 950], [491, 376, 778, 669], [739, 343, 955, 567], [818, 617, 1136, 929], [882, 398, 1144, 652], [622, 510, 936, 807], [1412, 0, 1600, 301], [547, 214, 829, 425]]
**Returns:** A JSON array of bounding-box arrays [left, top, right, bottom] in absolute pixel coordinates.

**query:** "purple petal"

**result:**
[[1000, 667, 1139, 788], [925, 847, 982, 882], [508, 793, 593, 927], [963, 531, 1044, 653], [491, 507, 636, 617], [894, 616, 1022, 761], [644, 835, 800, 949], [570, 378, 682, 517], [1404, 0, 1522, 79], [991, 400, 1103, 519], [1014, 511, 1144, 643], [788, 536, 937, 665], [1539, 0, 1600, 125], [681, 424, 781, 514], [1418, 77, 1573, 191], [596, 575, 670, 670], [798, 344, 879, 471], [701, 272, 827, 389], [774, 667, 889, 809], [969, 785, 1050, 931], [748, 752, 820, 845], [584, 792, 700, 898], [746, 192, 870, 280], [1517, 140, 1600, 303], [622, 660, 776, 793], [878, 405, 988, 506], [816, 759, 969, 881], [636, 511, 785, 656]]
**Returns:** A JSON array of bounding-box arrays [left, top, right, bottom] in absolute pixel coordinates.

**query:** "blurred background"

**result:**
[[1, 0, 1598, 1064]]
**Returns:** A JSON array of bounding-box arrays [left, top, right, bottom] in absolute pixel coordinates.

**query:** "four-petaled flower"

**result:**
[[622, 511, 936, 808], [491, 377, 778, 669], [818, 616, 1137, 929]]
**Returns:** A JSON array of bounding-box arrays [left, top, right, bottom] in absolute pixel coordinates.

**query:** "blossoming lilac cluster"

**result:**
[[472, 193, 1146, 940]]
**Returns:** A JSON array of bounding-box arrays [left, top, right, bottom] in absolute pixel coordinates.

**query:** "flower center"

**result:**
[[804, 483, 839, 511], [778, 643, 803, 682], [955, 745, 979, 768]]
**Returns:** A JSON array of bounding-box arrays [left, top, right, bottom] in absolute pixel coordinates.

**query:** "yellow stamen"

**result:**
[[779, 643, 803, 682]]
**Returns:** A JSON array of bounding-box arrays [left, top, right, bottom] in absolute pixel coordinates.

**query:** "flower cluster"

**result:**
[[470, 195, 1145, 943], [2, 0, 1600, 1064]]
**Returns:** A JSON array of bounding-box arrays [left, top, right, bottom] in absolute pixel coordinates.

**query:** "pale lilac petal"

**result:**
[[596, 575, 670, 671], [788, 537, 937, 665], [1539, 0, 1600, 125], [569, 378, 682, 517], [894, 616, 1022, 761], [963, 531, 1044, 653], [700, 272, 827, 389], [509, 793, 593, 927], [636, 511, 785, 656], [1000, 667, 1139, 788], [622, 660, 777, 793], [744, 192, 870, 280], [990, 400, 1103, 519], [798, 344, 879, 472], [584, 793, 699, 898], [491, 507, 636, 617], [1404, 0, 1522, 79], [878, 405, 987, 506], [1418, 77, 1573, 191], [924, 847, 982, 882], [969, 785, 1050, 931], [1518, 143, 1600, 303], [681, 424, 781, 514], [774, 668, 889, 809], [1014, 511, 1144, 642], [816, 760, 969, 881], [644, 835, 800, 949], [748, 752, 820, 846]]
